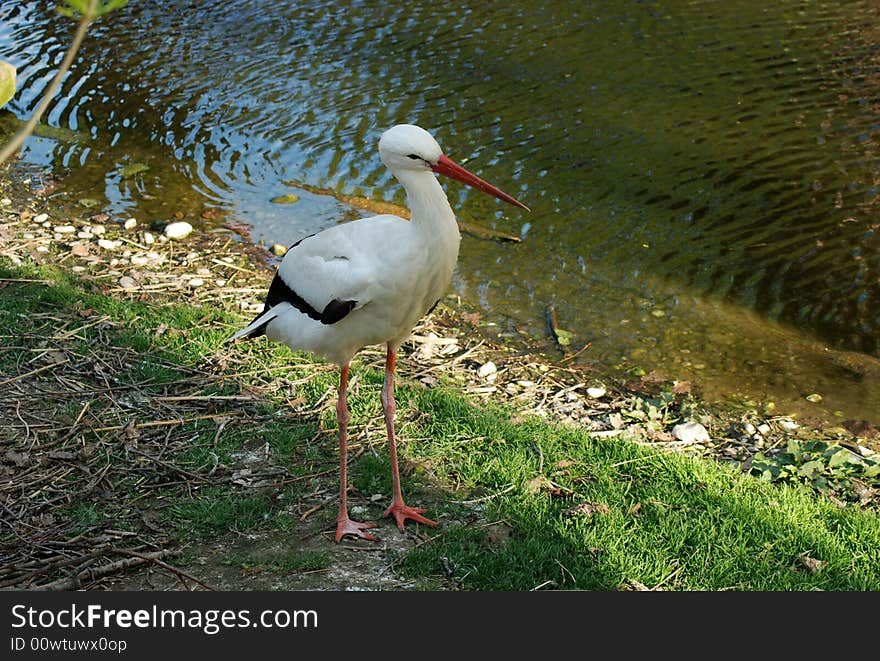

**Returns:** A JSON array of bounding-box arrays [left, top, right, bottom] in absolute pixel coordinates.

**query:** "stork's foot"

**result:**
[[335, 517, 378, 543], [382, 500, 438, 531]]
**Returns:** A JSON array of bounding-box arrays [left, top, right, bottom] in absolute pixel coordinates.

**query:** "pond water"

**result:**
[[2, 0, 879, 422]]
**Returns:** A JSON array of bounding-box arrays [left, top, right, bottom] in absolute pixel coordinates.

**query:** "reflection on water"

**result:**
[[2, 0, 879, 421]]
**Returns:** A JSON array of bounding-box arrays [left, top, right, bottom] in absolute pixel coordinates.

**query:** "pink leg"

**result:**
[[381, 345, 438, 531], [335, 364, 378, 543]]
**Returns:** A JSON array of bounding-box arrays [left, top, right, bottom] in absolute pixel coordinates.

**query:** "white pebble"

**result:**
[[477, 361, 497, 378], [77, 231, 93, 239], [35, 245, 49, 253], [744, 423, 757, 435], [757, 423, 771, 435], [196, 267, 211, 276], [586, 386, 607, 398], [54, 225, 76, 234], [97, 239, 116, 250], [123, 218, 138, 230], [71, 266, 85, 273], [0, 197, 11, 206], [118, 276, 137, 289], [187, 278, 204, 288], [130, 255, 149, 266], [779, 419, 799, 431], [143, 232, 155, 245], [164, 221, 193, 239], [672, 421, 710, 444], [92, 225, 106, 235], [34, 213, 49, 223]]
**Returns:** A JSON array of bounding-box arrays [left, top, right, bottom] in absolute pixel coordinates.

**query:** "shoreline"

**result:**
[[3, 161, 879, 590], [2, 163, 878, 479]]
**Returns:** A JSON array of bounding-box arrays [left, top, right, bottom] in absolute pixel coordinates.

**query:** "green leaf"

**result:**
[[270, 194, 300, 204], [797, 459, 825, 479], [0, 61, 15, 110], [97, 0, 128, 16], [827, 449, 861, 469], [553, 328, 573, 346], [118, 163, 150, 178]]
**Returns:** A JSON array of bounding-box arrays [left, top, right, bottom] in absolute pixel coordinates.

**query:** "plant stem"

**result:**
[[0, 0, 98, 165]]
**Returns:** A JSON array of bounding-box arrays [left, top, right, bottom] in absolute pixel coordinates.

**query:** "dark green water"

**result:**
[[2, 0, 880, 422]]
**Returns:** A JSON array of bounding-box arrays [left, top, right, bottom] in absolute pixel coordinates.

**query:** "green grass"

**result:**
[[2, 259, 879, 590]]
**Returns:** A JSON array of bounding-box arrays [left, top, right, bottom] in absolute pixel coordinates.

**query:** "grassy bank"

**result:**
[[2, 259, 879, 590], [1, 172, 879, 590]]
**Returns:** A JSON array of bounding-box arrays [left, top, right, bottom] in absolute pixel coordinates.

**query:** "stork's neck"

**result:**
[[395, 169, 457, 232]]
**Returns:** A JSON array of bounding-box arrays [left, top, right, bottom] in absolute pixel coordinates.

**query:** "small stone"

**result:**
[[22, 233, 34, 239], [672, 421, 710, 444], [35, 245, 49, 253], [76, 231, 93, 239], [586, 386, 607, 399], [70, 243, 89, 257], [477, 361, 497, 379], [123, 218, 137, 230], [0, 197, 11, 206], [34, 213, 49, 223], [779, 418, 799, 431], [271, 243, 288, 256], [54, 225, 76, 234], [92, 225, 106, 235], [757, 423, 771, 435], [164, 221, 193, 239], [196, 267, 211, 276], [130, 255, 149, 266], [744, 423, 757, 435], [118, 276, 137, 289], [143, 231, 155, 244], [187, 278, 204, 288], [71, 265, 85, 273], [805, 393, 823, 403], [97, 239, 116, 250]]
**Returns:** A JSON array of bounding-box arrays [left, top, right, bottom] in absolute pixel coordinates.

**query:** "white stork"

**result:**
[[233, 124, 529, 542]]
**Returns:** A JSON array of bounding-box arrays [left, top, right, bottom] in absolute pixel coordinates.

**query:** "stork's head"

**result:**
[[378, 124, 530, 211]]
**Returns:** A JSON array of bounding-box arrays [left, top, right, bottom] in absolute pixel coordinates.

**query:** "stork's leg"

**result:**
[[381, 345, 438, 531], [335, 363, 378, 542]]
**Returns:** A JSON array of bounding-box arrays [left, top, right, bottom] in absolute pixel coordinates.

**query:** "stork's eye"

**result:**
[[406, 153, 421, 160]]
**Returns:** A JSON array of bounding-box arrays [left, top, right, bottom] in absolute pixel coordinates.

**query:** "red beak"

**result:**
[[431, 154, 530, 212]]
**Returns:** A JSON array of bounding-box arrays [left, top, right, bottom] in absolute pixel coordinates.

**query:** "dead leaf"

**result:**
[[564, 501, 611, 518], [672, 381, 693, 395], [628, 502, 642, 516], [461, 311, 482, 325], [525, 475, 574, 497], [47, 450, 77, 461], [70, 243, 90, 257], [609, 412, 625, 429], [123, 420, 140, 442], [797, 552, 827, 573], [4, 449, 30, 466], [554, 459, 580, 469]]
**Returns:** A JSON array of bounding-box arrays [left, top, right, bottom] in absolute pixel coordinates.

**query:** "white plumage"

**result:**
[[234, 124, 528, 542]]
